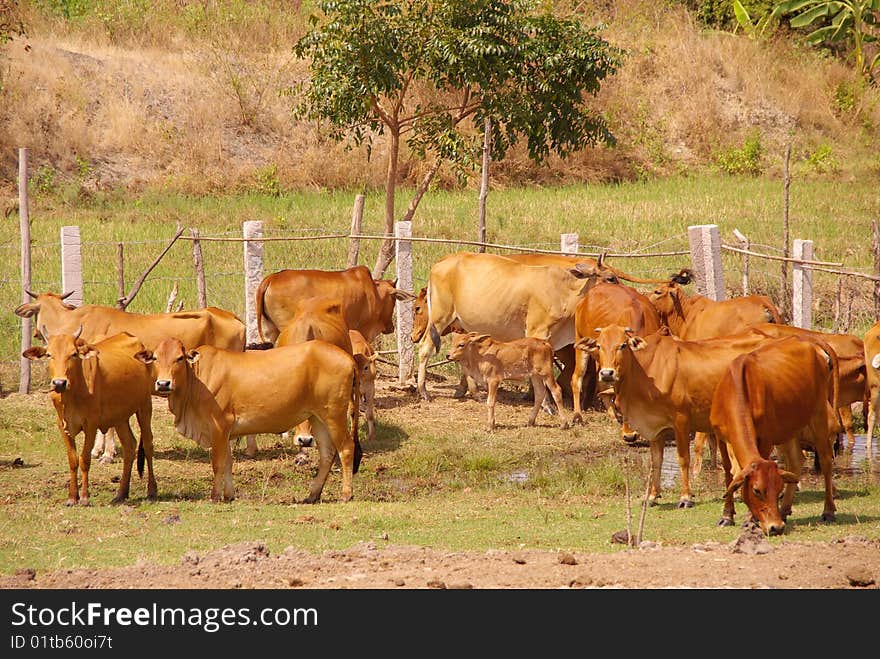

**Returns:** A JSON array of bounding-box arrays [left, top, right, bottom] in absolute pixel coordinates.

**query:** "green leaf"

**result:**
[[733, 0, 754, 30], [790, 4, 835, 27]]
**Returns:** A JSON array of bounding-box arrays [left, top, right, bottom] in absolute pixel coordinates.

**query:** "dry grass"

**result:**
[[1, 0, 878, 194]]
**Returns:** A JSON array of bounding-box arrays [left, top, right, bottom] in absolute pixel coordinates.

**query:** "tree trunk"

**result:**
[[373, 129, 400, 280]]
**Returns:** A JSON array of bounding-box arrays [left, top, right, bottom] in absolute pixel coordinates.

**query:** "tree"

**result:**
[[292, 0, 622, 278], [770, 0, 880, 80]]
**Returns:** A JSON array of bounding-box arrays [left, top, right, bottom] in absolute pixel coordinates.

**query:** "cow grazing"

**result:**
[[863, 320, 880, 452], [416, 252, 624, 402], [570, 282, 661, 436], [15, 290, 252, 462], [577, 325, 772, 508], [255, 265, 415, 345], [276, 296, 354, 447], [447, 332, 570, 431], [349, 329, 378, 443], [710, 336, 840, 535], [23, 328, 157, 506], [137, 337, 361, 503], [648, 269, 782, 340]]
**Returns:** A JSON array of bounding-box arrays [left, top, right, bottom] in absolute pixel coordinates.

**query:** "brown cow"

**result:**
[[23, 328, 157, 506], [577, 324, 774, 508], [447, 332, 570, 431], [648, 269, 782, 339], [349, 329, 378, 443], [136, 337, 361, 503], [863, 320, 880, 453], [255, 265, 414, 344], [570, 282, 661, 435], [15, 290, 251, 462], [416, 252, 623, 402], [276, 296, 354, 447], [710, 336, 839, 535]]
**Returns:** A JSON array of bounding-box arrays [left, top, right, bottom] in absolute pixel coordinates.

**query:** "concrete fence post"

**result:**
[[792, 239, 814, 329], [687, 224, 725, 301], [560, 233, 579, 255], [60, 226, 83, 308], [395, 220, 414, 383], [243, 220, 263, 346], [19, 147, 31, 394]]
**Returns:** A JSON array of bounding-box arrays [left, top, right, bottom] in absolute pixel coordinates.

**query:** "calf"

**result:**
[[710, 336, 839, 535], [137, 337, 361, 503], [349, 329, 378, 442], [447, 332, 570, 431], [23, 328, 157, 505]]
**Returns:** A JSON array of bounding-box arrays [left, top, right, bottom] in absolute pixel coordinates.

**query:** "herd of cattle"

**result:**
[[12, 250, 880, 537]]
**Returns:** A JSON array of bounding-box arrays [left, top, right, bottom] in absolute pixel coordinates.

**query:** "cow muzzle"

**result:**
[[51, 379, 68, 393], [155, 380, 173, 395], [598, 368, 617, 383]]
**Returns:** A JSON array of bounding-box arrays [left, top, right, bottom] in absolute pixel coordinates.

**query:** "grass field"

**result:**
[[1, 370, 879, 576]]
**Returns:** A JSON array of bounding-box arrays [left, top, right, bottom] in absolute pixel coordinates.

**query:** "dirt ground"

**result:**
[[2, 534, 878, 590]]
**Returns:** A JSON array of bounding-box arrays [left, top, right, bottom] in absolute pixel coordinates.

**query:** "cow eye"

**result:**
[[175, 356, 184, 363], [619, 343, 627, 350], [752, 487, 763, 500]]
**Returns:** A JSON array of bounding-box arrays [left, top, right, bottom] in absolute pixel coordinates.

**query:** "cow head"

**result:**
[[22, 325, 94, 393], [411, 287, 429, 343], [575, 325, 645, 384], [374, 279, 417, 336], [648, 269, 693, 321], [135, 337, 198, 396], [447, 332, 490, 362], [725, 459, 799, 536], [15, 291, 77, 341]]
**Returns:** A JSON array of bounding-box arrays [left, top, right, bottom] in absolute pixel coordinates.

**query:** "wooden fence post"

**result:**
[[792, 239, 813, 329], [560, 233, 579, 255], [347, 194, 365, 268], [395, 220, 414, 383], [732, 228, 749, 295], [872, 221, 880, 317], [116, 243, 125, 303], [478, 117, 491, 253], [687, 224, 725, 301], [243, 220, 263, 346], [191, 228, 207, 308], [60, 226, 83, 308], [19, 147, 31, 394]]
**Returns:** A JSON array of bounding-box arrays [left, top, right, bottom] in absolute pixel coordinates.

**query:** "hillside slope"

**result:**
[[1, 0, 878, 194]]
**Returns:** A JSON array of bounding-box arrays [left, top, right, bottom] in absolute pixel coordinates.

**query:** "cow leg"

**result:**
[[59, 424, 80, 506], [243, 435, 258, 459], [486, 379, 500, 432], [838, 406, 855, 449], [294, 420, 315, 448], [543, 375, 570, 430], [209, 429, 234, 502], [92, 429, 117, 463], [554, 345, 575, 404], [867, 393, 877, 456], [111, 421, 137, 504], [319, 413, 355, 502], [78, 425, 98, 506], [717, 441, 736, 526], [570, 346, 588, 424], [417, 334, 436, 401], [673, 417, 694, 508], [452, 370, 470, 398], [808, 417, 838, 523], [135, 403, 158, 500], [223, 439, 235, 501], [302, 418, 338, 504], [647, 438, 664, 506], [777, 438, 803, 521], [527, 376, 545, 427], [362, 382, 376, 443]]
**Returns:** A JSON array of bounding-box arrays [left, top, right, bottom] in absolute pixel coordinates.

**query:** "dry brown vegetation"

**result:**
[[1, 0, 878, 196]]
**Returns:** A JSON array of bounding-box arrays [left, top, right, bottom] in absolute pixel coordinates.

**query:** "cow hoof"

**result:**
[[648, 498, 659, 507], [820, 512, 836, 523], [560, 422, 571, 431], [79, 498, 90, 507], [98, 455, 115, 465], [717, 518, 735, 527], [677, 499, 694, 509], [65, 498, 77, 507], [452, 389, 467, 399], [301, 495, 319, 504], [110, 496, 127, 505], [146, 492, 158, 502]]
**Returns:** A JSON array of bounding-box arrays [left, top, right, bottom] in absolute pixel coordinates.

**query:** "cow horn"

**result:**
[[25, 289, 38, 299], [60, 290, 75, 300], [73, 325, 83, 340], [597, 252, 606, 267]]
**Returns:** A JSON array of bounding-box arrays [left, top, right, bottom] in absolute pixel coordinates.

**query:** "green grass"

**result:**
[[1, 380, 878, 576], [3, 173, 880, 392]]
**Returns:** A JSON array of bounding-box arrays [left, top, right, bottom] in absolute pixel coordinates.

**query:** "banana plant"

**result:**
[[770, 0, 880, 79], [733, 0, 778, 39]]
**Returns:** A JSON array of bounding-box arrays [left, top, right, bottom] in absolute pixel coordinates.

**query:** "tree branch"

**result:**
[[117, 227, 185, 310]]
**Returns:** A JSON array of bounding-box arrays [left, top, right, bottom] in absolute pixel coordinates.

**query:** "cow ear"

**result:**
[[22, 346, 46, 360], [186, 350, 200, 364], [628, 336, 647, 351], [77, 343, 97, 360], [574, 337, 597, 352], [871, 353, 880, 370], [779, 469, 800, 484], [134, 350, 156, 365], [723, 462, 755, 498], [473, 334, 492, 343], [14, 302, 38, 318], [392, 289, 417, 302]]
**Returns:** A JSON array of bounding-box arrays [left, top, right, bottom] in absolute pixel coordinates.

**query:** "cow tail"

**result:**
[[349, 363, 362, 474], [731, 357, 758, 452], [255, 276, 271, 343], [137, 437, 145, 479]]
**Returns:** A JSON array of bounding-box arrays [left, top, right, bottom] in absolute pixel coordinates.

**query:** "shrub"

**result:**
[[714, 132, 766, 175], [803, 144, 839, 174]]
